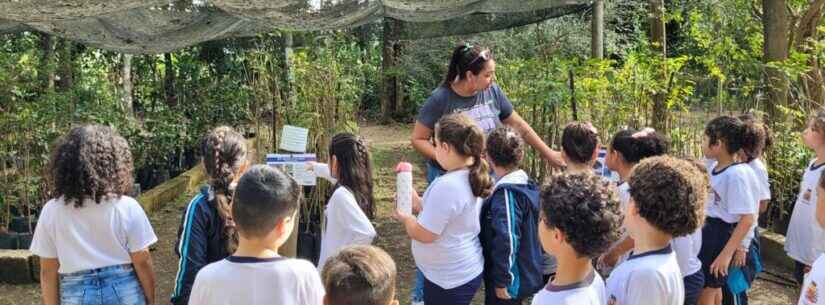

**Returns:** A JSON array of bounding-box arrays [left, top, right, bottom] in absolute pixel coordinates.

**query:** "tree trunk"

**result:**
[[38, 33, 55, 91], [762, 0, 790, 124], [591, 0, 604, 59], [57, 39, 74, 91], [649, 0, 668, 132], [122, 54, 134, 118], [163, 53, 177, 108], [793, 0, 825, 107], [381, 18, 402, 122]]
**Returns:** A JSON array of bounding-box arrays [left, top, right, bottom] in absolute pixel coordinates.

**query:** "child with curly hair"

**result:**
[[606, 156, 708, 305], [31, 125, 157, 305], [531, 173, 622, 305]]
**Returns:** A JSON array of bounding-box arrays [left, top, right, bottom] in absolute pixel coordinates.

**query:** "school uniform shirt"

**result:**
[[412, 169, 485, 289], [787, 160, 825, 265], [189, 256, 325, 305], [672, 229, 703, 277], [705, 162, 760, 224], [313, 163, 376, 271], [606, 245, 684, 305], [531, 271, 606, 305], [30, 195, 157, 274], [741, 158, 771, 248], [799, 254, 825, 305]]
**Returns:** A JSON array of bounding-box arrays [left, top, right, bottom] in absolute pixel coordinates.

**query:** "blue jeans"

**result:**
[[60, 264, 146, 305]]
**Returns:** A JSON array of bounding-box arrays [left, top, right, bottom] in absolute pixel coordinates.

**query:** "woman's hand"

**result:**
[[305, 161, 316, 172]]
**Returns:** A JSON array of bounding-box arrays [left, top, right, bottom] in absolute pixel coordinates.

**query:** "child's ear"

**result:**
[[590, 143, 601, 163]]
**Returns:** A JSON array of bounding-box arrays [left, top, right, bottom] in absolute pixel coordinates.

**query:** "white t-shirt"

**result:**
[[672, 229, 702, 277], [531, 271, 606, 305], [412, 169, 484, 289], [29, 196, 157, 274], [741, 159, 771, 248], [602, 182, 631, 273], [799, 254, 825, 305], [787, 160, 825, 265], [705, 162, 759, 224], [313, 163, 376, 271], [189, 256, 325, 305], [606, 245, 684, 305]]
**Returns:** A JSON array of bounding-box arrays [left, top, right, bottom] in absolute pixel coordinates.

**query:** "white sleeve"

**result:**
[[624, 270, 673, 305], [126, 200, 158, 252], [312, 163, 337, 184], [332, 191, 376, 244], [299, 261, 326, 305], [725, 172, 759, 215], [188, 271, 208, 305], [416, 182, 459, 235], [29, 202, 56, 258]]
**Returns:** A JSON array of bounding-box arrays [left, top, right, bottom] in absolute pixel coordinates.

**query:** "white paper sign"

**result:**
[[266, 153, 317, 186], [279, 125, 309, 153]]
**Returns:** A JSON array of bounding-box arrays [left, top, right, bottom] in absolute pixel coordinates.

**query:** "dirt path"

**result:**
[[0, 123, 800, 305]]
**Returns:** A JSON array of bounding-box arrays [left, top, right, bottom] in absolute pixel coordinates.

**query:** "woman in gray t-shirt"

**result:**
[[411, 43, 564, 182]]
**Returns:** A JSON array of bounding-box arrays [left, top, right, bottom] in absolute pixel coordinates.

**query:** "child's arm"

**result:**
[[130, 249, 156, 305], [710, 214, 755, 277], [39, 258, 59, 305], [394, 212, 439, 243], [503, 113, 564, 168], [759, 200, 770, 214]]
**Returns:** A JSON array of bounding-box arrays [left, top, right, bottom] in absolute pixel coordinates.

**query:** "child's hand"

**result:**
[[392, 205, 414, 224], [305, 161, 316, 172], [412, 189, 422, 214], [495, 287, 511, 300], [710, 251, 733, 277], [732, 248, 747, 267]]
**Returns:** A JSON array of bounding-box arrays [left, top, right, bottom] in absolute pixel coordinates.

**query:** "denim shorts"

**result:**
[[60, 264, 146, 305]]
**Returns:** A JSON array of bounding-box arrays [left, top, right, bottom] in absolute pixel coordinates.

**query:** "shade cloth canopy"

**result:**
[[0, 0, 590, 54]]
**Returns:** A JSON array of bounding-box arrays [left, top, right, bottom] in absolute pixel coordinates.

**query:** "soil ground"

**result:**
[[0, 123, 799, 305]]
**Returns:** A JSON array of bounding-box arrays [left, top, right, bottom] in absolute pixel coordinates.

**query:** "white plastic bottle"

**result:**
[[395, 162, 413, 216]]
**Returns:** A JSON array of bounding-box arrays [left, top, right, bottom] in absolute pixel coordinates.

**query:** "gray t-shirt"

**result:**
[[417, 84, 514, 134]]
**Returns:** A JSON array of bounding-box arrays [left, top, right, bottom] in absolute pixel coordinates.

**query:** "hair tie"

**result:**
[[632, 127, 655, 139]]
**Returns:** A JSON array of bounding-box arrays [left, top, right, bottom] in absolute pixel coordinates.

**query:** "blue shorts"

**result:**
[[60, 264, 146, 305], [699, 217, 736, 288], [683, 270, 705, 305], [423, 273, 482, 305]]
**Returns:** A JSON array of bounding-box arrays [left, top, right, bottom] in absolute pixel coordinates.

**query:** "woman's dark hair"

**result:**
[[738, 114, 772, 162], [201, 126, 247, 253], [609, 128, 669, 164], [49, 124, 134, 207], [435, 114, 493, 197], [329, 133, 375, 220], [443, 43, 494, 86], [705, 116, 746, 154], [486, 126, 524, 169]]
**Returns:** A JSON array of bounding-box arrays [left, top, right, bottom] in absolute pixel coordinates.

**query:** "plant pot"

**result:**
[[0, 232, 18, 250], [16, 232, 33, 249]]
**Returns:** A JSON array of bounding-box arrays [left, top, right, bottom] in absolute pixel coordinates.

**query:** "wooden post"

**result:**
[[591, 0, 604, 59], [649, 0, 668, 132], [762, 0, 789, 125]]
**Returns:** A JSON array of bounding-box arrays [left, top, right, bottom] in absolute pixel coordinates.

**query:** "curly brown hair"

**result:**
[[321, 245, 397, 305], [628, 156, 707, 237], [540, 173, 622, 258], [49, 125, 134, 208], [486, 126, 524, 169], [201, 126, 247, 253]]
